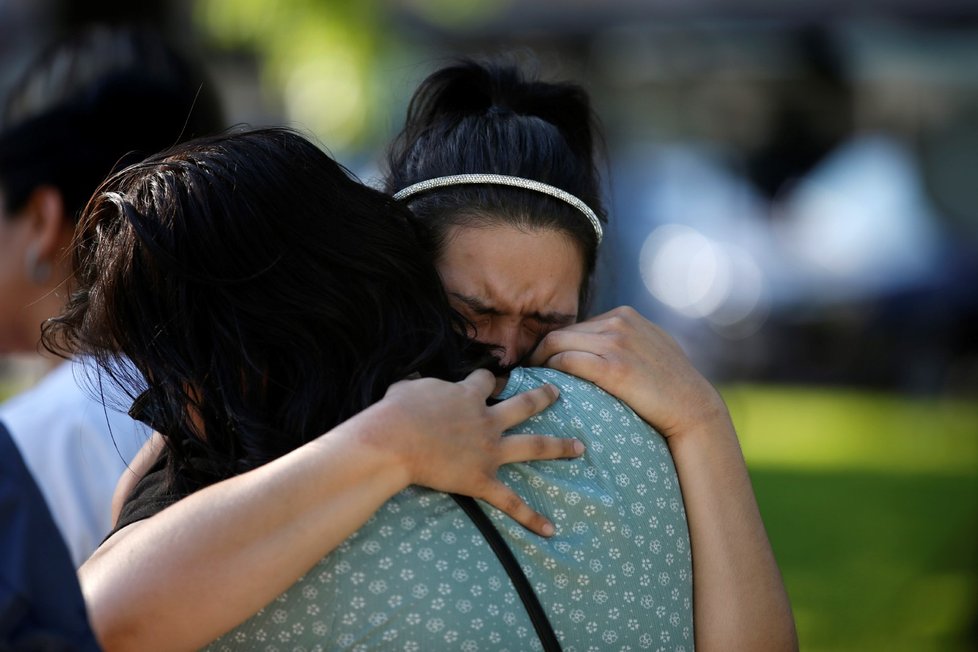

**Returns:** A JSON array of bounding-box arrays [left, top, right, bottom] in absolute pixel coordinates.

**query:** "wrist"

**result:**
[[666, 409, 745, 475], [322, 399, 414, 492], [664, 390, 737, 442], [658, 387, 731, 439]]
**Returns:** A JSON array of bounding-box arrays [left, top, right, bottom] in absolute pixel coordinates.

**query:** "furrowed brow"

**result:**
[[450, 293, 503, 317], [450, 292, 575, 326]]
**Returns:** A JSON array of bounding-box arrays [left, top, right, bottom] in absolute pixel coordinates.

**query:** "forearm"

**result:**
[[669, 417, 798, 652], [531, 308, 796, 647], [81, 401, 411, 652]]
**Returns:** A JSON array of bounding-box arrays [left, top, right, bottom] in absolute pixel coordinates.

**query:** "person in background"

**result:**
[[0, 422, 100, 651], [0, 24, 225, 565]]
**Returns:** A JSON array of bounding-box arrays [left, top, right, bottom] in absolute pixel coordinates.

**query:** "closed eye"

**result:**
[[450, 292, 576, 334], [451, 292, 502, 318]]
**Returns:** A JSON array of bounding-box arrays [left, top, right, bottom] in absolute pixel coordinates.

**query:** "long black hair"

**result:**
[[385, 59, 606, 311], [43, 127, 489, 491]]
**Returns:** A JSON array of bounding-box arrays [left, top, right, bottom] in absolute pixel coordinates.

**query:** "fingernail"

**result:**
[[547, 384, 560, 399], [541, 522, 555, 537], [573, 440, 585, 455]]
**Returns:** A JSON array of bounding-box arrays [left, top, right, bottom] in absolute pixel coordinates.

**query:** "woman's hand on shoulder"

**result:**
[[528, 305, 729, 438], [370, 369, 583, 537]]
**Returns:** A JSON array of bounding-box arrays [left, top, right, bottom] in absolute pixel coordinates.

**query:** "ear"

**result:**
[[23, 185, 71, 260]]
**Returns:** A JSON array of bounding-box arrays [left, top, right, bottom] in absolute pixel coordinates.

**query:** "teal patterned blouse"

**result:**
[[205, 368, 693, 651]]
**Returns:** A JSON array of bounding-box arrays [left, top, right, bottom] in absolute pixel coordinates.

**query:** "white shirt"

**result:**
[[0, 358, 149, 566]]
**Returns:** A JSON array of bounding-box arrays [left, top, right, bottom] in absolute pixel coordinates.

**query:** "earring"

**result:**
[[25, 244, 52, 285]]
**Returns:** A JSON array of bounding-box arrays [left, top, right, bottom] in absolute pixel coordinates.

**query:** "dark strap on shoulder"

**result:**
[[451, 494, 562, 652]]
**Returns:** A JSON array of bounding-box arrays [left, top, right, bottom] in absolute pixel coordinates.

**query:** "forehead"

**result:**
[[436, 223, 584, 317]]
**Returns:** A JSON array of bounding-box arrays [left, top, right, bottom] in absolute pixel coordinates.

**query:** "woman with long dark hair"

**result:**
[[47, 128, 583, 650]]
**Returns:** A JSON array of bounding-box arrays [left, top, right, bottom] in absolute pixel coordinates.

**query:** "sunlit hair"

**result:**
[[385, 58, 606, 313], [43, 127, 490, 491]]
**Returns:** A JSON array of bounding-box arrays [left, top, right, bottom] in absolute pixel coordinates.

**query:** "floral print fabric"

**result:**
[[206, 368, 693, 651]]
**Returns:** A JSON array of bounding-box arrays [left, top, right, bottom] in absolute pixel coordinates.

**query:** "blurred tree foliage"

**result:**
[[194, 0, 388, 152], [191, 0, 518, 154]]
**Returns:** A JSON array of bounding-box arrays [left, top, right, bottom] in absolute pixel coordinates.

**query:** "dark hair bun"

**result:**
[[403, 59, 595, 162]]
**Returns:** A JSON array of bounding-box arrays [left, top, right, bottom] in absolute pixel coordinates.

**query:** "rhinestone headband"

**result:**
[[393, 173, 603, 243]]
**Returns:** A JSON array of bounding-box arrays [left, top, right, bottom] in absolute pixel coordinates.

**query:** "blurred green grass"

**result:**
[[722, 384, 978, 652]]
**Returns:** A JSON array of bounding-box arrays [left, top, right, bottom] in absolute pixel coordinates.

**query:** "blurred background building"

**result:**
[[1, 0, 976, 650]]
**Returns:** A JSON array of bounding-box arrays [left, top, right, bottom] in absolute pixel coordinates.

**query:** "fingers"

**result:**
[[527, 329, 607, 367], [490, 383, 559, 428], [529, 310, 684, 372], [538, 350, 608, 384], [522, 325, 608, 375], [481, 482, 556, 537], [497, 434, 585, 465], [585, 305, 642, 323], [460, 368, 497, 397]]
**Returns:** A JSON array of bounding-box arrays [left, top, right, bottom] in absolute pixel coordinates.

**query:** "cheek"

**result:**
[[0, 224, 29, 303]]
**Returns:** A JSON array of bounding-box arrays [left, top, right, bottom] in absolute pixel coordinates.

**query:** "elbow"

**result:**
[[777, 610, 800, 652], [81, 572, 155, 652], [753, 607, 800, 652], [695, 603, 799, 652], [83, 593, 144, 652], [84, 609, 145, 652]]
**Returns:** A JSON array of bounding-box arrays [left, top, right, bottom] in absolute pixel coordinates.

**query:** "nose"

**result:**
[[483, 322, 531, 368]]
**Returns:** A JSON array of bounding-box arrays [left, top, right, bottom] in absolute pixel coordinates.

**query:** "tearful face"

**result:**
[[436, 223, 584, 368]]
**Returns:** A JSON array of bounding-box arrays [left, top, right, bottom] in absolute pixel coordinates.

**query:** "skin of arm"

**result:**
[[529, 305, 799, 652], [82, 370, 583, 652]]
